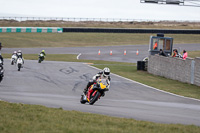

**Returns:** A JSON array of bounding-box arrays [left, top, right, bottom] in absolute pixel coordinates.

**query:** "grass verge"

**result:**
[[0, 33, 200, 48], [1, 101, 199, 133]]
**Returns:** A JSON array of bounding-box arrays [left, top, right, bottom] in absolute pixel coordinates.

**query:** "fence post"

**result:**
[[191, 60, 195, 84]]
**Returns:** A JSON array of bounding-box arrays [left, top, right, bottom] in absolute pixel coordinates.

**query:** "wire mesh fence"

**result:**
[[0, 17, 199, 22]]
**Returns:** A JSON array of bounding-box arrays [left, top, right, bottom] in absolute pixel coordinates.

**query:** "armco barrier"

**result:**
[[148, 55, 200, 86], [0, 27, 63, 33], [63, 28, 200, 34]]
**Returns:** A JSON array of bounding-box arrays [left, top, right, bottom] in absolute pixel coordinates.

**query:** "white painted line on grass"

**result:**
[[88, 65, 200, 102]]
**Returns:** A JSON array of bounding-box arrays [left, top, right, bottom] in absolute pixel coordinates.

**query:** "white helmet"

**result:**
[[14, 51, 17, 54], [18, 50, 21, 53], [103, 67, 110, 77]]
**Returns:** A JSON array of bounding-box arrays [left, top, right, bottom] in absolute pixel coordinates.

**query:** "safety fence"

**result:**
[[62, 28, 200, 34], [1, 27, 200, 34], [0, 27, 63, 33], [1, 17, 200, 22]]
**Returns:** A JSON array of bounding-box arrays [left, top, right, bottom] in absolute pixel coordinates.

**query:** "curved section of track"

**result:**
[[2, 44, 200, 63], [0, 59, 200, 126]]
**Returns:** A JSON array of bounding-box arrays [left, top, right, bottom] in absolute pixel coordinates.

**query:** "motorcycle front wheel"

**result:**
[[0, 76, 2, 82], [89, 91, 100, 105], [80, 95, 87, 104]]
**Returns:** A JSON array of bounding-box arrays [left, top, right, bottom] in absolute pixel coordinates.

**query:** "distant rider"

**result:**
[[0, 53, 3, 65], [40, 50, 46, 57], [0, 42, 3, 65], [12, 51, 18, 56], [17, 50, 23, 58], [17, 50, 24, 64], [12, 51, 17, 55], [83, 67, 111, 96]]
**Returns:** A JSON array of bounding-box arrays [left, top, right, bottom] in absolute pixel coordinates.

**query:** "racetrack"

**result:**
[[2, 43, 200, 63], [0, 59, 200, 126]]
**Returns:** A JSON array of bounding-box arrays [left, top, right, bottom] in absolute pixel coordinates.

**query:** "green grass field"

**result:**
[[0, 33, 200, 48], [1, 27, 200, 132], [1, 100, 200, 133]]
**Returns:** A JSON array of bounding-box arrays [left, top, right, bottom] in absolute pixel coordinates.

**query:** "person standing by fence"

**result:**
[[182, 50, 188, 60]]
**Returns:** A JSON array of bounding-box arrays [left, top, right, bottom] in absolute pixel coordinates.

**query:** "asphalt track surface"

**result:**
[[2, 43, 200, 63], [1, 44, 200, 126]]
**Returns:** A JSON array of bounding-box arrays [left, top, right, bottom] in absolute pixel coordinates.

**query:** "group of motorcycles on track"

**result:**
[[10, 50, 46, 71], [11, 50, 24, 71], [1, 46, 110, 105], [0, 49, 46, 83]]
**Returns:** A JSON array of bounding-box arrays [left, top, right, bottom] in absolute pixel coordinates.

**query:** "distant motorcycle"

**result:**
[[0, 63, 4, 83], [17, 58, 23, 71], [80, 79, 109, 105], [11, 54, 17, 65], [38, 53, 45, 63]]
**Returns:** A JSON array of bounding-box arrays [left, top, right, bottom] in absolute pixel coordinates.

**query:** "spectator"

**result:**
[[172, 49, 182, 58], [172, 49, 177, 57], [153, 41, 158, 50], [159, 49, 166, 56], [182, 50, 188, 60]]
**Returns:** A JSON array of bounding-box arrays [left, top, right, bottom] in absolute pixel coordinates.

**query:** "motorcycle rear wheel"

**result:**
[[89, 91, 100, 105]]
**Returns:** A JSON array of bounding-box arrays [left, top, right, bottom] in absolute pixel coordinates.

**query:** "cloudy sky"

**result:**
[[0, 0, 200, 21]]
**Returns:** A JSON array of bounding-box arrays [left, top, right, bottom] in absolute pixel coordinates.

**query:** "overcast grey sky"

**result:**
[[0, 0, 200, 21]]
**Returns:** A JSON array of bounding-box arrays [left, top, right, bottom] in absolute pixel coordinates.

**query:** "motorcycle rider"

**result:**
[[0, 53, 3, 65], [0, 43, 3, 65], [40, 50, 46, 58], [17, 50, 23, 58], [17, 50, 24, 64], [83, 67, 111, 95], [11, 51, 18, 64], [12, 51, 17, 56]]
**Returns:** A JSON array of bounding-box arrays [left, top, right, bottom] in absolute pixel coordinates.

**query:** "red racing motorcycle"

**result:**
[[80, 79, 109, 105]]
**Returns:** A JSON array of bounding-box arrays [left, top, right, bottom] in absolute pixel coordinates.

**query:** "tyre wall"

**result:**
[[148, 55, 200, 86], [0, 27, 63, 33]]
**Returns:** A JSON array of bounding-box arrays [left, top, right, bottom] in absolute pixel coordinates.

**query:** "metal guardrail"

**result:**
[[0, 17, 200, 22]]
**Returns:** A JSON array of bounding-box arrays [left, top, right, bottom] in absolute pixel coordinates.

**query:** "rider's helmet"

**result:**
[[42, 50, 45, 52], [14, 51, 17, 54], [18, 50, 21, 53], [103, 67, 110, 77]]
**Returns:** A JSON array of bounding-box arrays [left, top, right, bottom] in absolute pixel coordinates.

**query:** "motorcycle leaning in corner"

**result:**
[[80, 78, 109, 105], [11, 54, 17, 65], [38, 53, 45, 63]]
